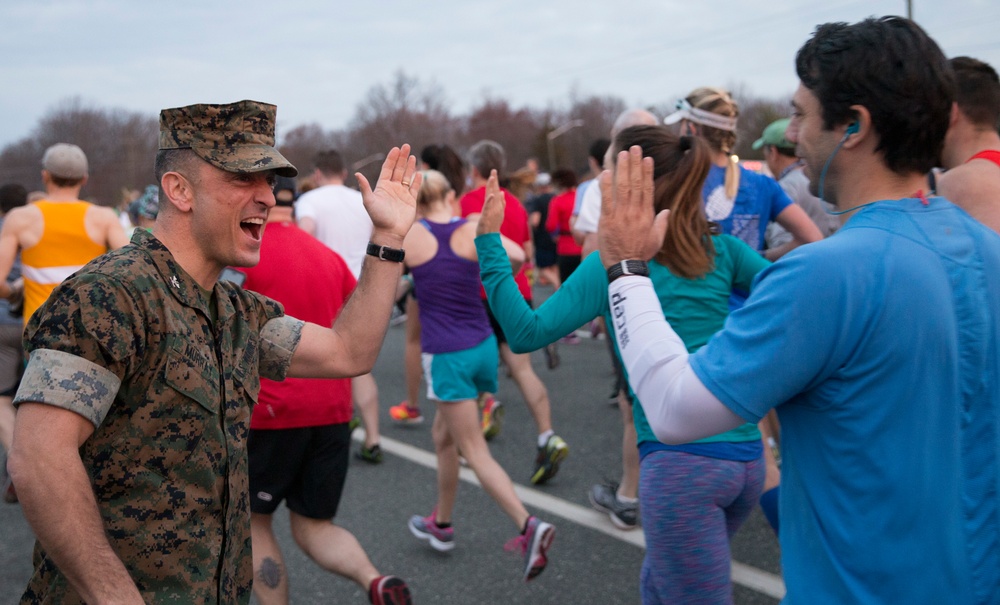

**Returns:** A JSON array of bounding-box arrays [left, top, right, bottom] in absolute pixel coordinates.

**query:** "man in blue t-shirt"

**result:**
[[599, 17, 1000, 605]]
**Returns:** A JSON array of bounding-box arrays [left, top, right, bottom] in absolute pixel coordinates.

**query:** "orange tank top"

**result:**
[[21, 201, 108, 322]]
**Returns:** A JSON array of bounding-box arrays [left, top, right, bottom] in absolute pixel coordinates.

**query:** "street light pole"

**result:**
[[349, 152, 386, 190], [547, 119, 584, 170], [351, 152, 386, 172]]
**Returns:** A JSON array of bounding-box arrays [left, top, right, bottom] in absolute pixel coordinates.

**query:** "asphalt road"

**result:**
[[0, 285, 783, 604]]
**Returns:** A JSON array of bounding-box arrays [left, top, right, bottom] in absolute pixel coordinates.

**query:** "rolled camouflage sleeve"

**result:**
[[13, 349, 121, 427], [18, 273, 140, 424], [259, 315, 304, 381]]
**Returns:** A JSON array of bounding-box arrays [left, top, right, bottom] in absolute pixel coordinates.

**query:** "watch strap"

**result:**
[[606, 259, 649, 282], [366, 242, 405, 263]]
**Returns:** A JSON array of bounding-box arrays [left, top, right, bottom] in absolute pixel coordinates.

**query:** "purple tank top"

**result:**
[[410, 219, 492, 354]]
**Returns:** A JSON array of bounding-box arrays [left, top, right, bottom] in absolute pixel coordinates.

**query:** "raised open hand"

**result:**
[[475, 170, 506, 237], [356, 145, 422, 243], [597, 146, 668, 268]]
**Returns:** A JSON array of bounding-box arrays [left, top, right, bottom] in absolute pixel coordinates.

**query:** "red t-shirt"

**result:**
[[545, 189, 583, 256], [239, 222, 357, 429], [460, 186, 532, 301]]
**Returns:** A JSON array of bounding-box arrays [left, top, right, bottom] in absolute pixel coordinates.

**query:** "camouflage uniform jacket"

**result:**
[[14, 229, 304, 604]]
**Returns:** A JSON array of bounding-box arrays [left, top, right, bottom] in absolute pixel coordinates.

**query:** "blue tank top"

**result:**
[[411, 219, 492, 354]]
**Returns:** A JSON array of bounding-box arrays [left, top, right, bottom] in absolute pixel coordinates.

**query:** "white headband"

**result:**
[[663, 99, 738, 132]]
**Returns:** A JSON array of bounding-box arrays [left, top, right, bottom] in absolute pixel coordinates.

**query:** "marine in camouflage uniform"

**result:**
[[9, 100, 419, 603], [14, 100, 302, 603], [17, 229, 303, 602]]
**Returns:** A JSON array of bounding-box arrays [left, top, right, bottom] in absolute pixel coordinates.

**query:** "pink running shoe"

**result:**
[[505, 516, 555, 581]]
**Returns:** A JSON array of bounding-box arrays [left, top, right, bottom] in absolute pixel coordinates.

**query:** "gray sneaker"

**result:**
[[408, 511, 455, 552], [588, 483, 639, 530]]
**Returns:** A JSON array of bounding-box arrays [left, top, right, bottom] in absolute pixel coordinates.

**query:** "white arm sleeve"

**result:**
[[608, 276, 746, 443]]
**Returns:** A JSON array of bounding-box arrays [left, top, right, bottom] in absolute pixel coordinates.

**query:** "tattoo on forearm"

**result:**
[[258, 557, 283, 589]]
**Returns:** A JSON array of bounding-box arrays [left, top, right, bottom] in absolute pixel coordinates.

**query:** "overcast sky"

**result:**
[[2, 0, 998, 149]]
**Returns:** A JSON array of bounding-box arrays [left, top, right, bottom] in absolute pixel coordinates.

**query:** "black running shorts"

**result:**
[[248, 422, 351, 519]]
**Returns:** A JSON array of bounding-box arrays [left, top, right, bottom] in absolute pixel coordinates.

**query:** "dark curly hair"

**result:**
[[795, 16, 954, 175]]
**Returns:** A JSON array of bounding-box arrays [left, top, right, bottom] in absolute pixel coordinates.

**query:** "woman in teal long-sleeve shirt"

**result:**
[[476, 125, 770, 604]]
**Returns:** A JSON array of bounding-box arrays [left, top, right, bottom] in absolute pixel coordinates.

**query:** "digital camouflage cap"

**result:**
[[159, 100, 298, 177]]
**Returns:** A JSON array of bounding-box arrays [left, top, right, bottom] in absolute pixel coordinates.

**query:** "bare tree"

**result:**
[[346, 71, 459, 186], [726, 84, 793, 161], [0, 97, 158, 206], [0, 79, 796, 205], [546, 92, 626, 173], [0, 137, 43, 195], [464, 96, 547, 175], [277, 123, 348, 183]]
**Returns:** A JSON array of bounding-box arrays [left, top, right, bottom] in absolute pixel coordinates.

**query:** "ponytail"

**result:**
[[723, 154, 741, 200], [615, 126, 716, 280], [654, 136, 715, 279]]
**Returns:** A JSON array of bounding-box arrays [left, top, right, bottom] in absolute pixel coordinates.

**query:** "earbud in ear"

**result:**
[[846, 121, 860, 136]]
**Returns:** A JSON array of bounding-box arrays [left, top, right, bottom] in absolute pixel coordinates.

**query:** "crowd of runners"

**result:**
[[0, 14, 998, 605]]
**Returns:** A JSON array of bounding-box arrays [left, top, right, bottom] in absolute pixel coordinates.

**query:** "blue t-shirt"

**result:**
[[691, 197, 1000, 604], [702, 163, 792, 252], [702, 164, 792, 308]]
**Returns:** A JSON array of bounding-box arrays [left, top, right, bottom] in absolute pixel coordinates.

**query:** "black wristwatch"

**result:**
[[366, 242, 405, 263], [606, 260, 649, 282]]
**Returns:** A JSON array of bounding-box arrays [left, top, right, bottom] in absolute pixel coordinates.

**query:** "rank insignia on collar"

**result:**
[[170, 276, 181, 289]]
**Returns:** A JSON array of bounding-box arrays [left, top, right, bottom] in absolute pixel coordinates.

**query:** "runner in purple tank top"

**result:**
[[403, 169, 556, 582]]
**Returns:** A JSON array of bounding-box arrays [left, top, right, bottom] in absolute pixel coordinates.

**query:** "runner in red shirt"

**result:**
[[544, 169, 582, 284], [460, 140, 569, 485], [238, 177, 411, 605]]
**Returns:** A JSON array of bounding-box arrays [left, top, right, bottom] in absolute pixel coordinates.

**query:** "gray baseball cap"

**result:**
[[42, 143, 89, 180]]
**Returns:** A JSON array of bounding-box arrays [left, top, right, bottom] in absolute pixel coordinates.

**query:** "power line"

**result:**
[[451, 0, 871, 103]]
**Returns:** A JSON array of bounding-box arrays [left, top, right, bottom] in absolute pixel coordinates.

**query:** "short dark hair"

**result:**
[[468, 140, 505, 179], [550, 168, 578, 190], [588, 139, 611, 163], [154, 148, 203, 208], [951, 56, 1000, 130], [313, 149, 345, 177], [0, 183, 28, 214], [795, 16, 954, 175], [766, 144, 798, 158], [49, 175, 85, 188]]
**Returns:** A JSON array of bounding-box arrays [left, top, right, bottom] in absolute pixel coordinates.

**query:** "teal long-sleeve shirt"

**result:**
[[476, 232, 769, 449]]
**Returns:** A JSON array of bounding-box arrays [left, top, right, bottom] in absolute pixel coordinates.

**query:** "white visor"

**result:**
[[663, 99, 738, 132]]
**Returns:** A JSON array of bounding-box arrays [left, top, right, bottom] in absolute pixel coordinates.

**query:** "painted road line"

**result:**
[[367, 433, 786, 600]]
